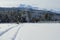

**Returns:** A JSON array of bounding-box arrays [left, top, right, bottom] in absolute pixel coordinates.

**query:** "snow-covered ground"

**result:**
[[0, 23, 60, 40]]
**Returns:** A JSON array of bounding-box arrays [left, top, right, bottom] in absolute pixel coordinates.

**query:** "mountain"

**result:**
[[0, 7, 60, 23]]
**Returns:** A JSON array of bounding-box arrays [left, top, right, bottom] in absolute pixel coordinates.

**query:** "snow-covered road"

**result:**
[[0, 23, 60, 40]]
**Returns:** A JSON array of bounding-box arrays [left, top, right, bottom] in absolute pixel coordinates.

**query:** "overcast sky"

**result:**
[[0, 0, 60, 10]]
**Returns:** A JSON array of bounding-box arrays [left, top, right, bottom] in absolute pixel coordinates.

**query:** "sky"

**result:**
[[0, 0, 60, 10]]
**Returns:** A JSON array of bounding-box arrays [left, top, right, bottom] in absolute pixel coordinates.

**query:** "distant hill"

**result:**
[[0, 7, 60, 23]]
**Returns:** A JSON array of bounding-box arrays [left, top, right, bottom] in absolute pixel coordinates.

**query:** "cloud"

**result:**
[[0, 0, 60, 10]]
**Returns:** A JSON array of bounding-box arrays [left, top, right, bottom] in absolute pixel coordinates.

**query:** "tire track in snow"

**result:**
[[0, 24, 18, 36]]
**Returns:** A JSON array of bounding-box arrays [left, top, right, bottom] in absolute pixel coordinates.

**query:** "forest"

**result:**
[[0, 7, 60, 23]]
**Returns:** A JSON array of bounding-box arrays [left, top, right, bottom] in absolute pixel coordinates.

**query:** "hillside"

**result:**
[[0, 7, 60, 23]]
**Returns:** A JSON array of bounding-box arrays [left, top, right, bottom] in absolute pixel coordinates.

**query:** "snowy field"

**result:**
[[0, 23, 60, 40]]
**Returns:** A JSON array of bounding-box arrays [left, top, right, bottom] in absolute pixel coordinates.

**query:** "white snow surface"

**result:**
[[0, 23, 60, 40]]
